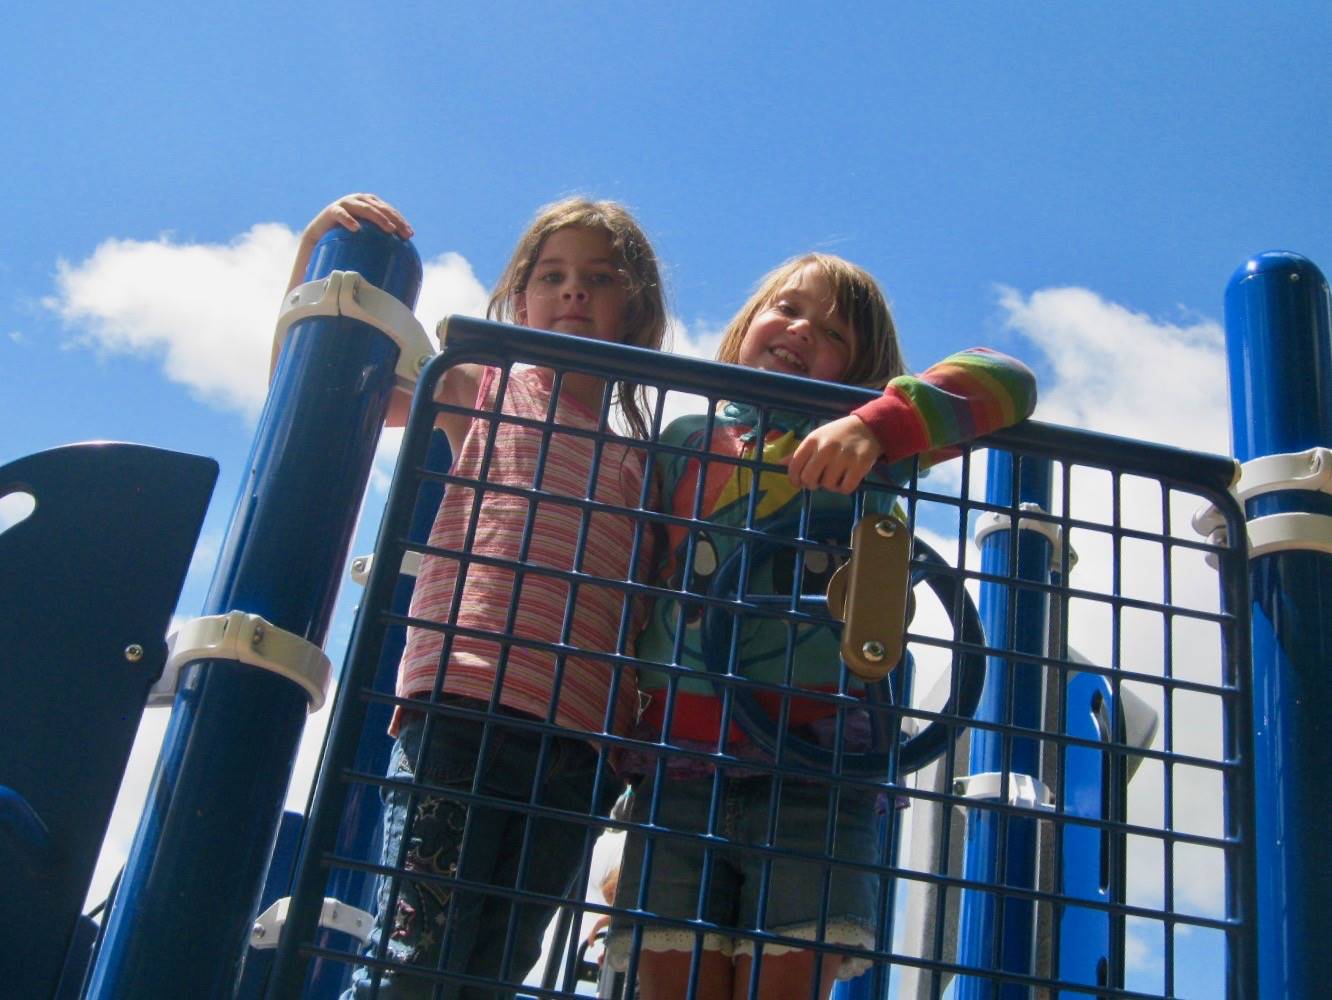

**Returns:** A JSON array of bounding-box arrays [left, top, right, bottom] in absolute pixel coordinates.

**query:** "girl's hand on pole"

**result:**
[[302, 192, 414, 245], [287, 193, 415, 293], [787, 413, 882, 494]]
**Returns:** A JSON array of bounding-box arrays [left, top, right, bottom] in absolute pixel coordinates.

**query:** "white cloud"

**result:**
[[7, 329, 23, 343], [284, 701, 333, 813], [998, 285, 1228, 453], [47, 227, 490, 423], [49, 224, 297, 418], [415, 252, 491, 335], [649, 317, 728, 429], [184, 529, 221, 586], [86, 711, 168, 908], [369, 426, 406, 497], [669, 315, 726, 363]]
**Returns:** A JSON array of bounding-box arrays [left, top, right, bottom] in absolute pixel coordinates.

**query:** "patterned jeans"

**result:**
[[346, 705, 618, 999]]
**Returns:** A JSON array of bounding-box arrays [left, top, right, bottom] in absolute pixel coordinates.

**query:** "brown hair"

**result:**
[[488, 197, 667, 439], [714, 253, 906, 388]]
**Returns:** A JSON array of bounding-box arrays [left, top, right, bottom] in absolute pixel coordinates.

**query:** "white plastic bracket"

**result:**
[[272, 270, 435, 391], [250, 896, 373, 950], [151, 611, 332, 712], [349, 549, 424, 586], [1245, 512, 1332, 559], [1193, 448, 1332, 560], [1235, 447, 1332, 503], [974, 502, 1077, 573], [952, 772, 1055, 812]]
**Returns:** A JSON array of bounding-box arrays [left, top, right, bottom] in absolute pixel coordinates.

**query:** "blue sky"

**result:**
[[3, 3, 1329, 993]]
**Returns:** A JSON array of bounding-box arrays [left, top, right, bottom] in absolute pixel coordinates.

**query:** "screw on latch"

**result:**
[[252, 922, 265, 940], [874, 519, 896, 538], [861, 640, 886, 662], [352, 556, 369, 574], [124, 644, 145, 662], [416, 354, 430, 372], [251, 625, 265, 647]]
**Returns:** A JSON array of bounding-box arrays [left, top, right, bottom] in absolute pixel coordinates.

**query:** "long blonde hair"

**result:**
[[715, 253, 905, 388], [488, 197, 667, 439]]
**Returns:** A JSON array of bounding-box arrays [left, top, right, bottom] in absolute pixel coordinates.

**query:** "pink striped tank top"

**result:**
[[394, 364, 655, 740]]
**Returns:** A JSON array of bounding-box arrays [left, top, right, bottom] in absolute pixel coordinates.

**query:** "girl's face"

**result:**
[[737, 265, 854, 383], [516, 226, 628, 344]]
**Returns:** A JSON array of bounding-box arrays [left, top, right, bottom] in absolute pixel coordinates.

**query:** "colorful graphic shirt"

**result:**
[[634, 348, 1036, 751]]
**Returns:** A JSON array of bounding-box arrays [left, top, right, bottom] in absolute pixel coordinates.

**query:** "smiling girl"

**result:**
[[610, 253, 1036, 1000]]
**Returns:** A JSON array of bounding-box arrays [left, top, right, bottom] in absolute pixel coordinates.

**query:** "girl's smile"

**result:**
[[737, 265, 854, 383]]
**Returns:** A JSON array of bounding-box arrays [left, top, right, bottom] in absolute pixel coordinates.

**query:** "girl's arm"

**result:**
[[428, 363, 483, 453], [787, 347, 1037, 493], [383, 365, 480, 436], [280, 194, 474, 433], [279, 194, 416, 398]]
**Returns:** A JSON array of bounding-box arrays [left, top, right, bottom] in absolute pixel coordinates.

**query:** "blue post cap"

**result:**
[[307, 222, 424, 311], [1228, 250, 1328, 292]]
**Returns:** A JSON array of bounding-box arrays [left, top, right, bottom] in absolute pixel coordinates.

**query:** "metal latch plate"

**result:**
[[826, 515, 911, 681]]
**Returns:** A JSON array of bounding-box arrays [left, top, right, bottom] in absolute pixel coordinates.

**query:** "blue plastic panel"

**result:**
[[1056, 672, 1122, 994], [0, 442, 215, 998]]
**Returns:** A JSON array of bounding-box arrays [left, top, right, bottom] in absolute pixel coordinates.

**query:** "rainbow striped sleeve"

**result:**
[[852, 347, 1037, 474]]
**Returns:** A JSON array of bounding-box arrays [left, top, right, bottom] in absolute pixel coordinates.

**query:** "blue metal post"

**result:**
[[1223, 251, 1332, 999], [956, 452, 1053, 998], [86, 224, 421, 998], [235, 810, 307, 999]]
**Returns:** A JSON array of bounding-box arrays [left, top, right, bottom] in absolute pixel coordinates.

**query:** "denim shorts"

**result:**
[[607, 770, 882, 977], [347, 703, 620, 999]]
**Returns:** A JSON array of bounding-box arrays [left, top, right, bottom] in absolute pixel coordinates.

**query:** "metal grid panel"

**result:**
[[272, 320, 1253, 999]]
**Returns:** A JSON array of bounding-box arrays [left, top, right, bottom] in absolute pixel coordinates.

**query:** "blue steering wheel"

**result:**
[[700, 513, 986, 779]]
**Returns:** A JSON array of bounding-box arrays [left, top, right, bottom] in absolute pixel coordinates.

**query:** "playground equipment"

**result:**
[[2, 226, 1327, 998]]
